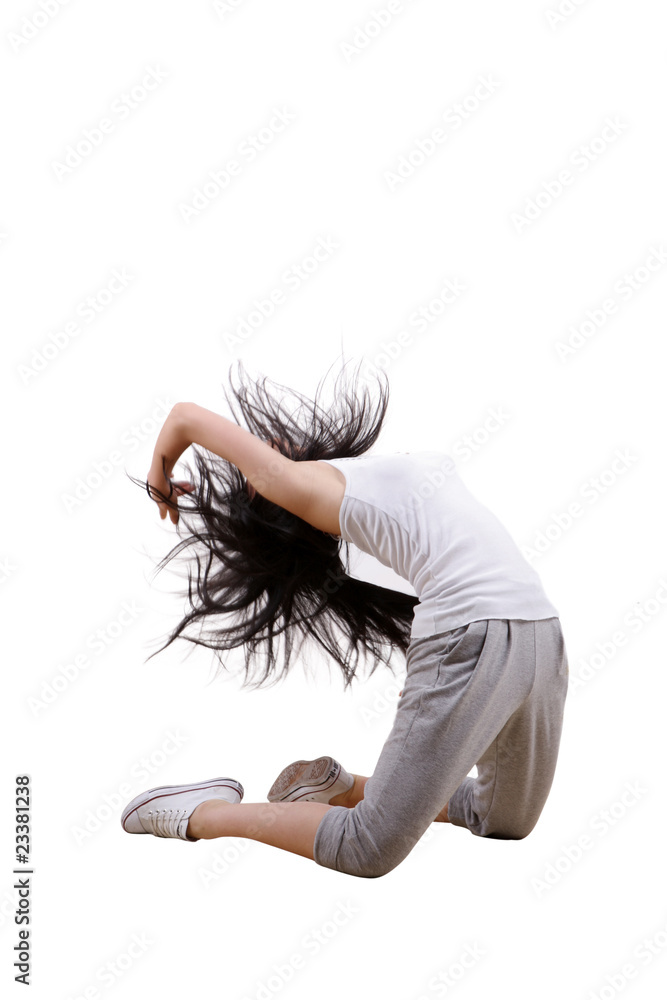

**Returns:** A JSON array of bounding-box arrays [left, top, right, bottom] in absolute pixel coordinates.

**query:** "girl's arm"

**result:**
[[146, 402, 344, 534]]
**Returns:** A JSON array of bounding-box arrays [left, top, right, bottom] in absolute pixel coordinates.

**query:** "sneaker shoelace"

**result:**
[[146, 807, 190, 839]]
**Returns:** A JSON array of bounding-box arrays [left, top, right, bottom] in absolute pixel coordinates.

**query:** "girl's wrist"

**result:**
[[153, 402, 194, 475]]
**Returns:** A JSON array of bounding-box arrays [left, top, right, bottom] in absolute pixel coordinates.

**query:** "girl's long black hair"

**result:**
[[131, 358, 418, 690]]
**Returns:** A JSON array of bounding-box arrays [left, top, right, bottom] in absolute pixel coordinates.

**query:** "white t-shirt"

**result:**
[[319, 451, 559, 638]]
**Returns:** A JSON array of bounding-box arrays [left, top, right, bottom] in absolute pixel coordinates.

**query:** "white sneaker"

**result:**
[[120, 778, 244, 841], [267, 757, 354, 804]]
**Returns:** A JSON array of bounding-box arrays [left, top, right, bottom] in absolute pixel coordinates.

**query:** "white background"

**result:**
[[2, 1, 666, 998]]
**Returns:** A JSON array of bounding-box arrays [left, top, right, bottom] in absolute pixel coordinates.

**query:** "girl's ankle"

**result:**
[[330, 774, 360, 808]]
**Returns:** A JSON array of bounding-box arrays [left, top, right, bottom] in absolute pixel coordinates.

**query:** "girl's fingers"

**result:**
[[146, 476, 193, 525], [168, 481, 194, 523]]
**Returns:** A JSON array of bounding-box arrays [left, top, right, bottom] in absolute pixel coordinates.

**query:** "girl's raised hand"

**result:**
[[146, 460, 195, 525]]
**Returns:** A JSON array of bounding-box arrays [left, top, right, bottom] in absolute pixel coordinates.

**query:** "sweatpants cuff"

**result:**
[[445, 789, 469, 830]]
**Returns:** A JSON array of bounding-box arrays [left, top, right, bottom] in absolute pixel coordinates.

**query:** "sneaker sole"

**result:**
[[120, 777, 244, 832], [267, 757, 340, 803]]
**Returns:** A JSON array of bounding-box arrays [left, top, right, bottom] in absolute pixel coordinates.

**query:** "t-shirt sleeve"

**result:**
[[318, 453, 443, 575]]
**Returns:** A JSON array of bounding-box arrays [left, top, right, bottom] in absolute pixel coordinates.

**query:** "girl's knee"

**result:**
[[316, 833, 406, 877], [332, 855, 399, 878], [315, 801, 422, 876], [481, 816, 537, 840]]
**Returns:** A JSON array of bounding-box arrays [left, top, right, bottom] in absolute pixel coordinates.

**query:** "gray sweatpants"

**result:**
[[313, 617, 569, 878]]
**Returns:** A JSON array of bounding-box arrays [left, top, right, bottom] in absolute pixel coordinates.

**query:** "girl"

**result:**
[[120, 360, 569, 878]]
